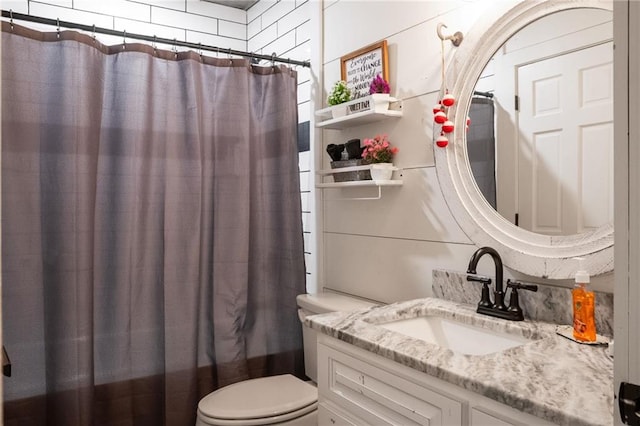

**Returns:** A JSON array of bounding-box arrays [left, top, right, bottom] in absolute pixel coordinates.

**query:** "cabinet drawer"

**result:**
[[319, 342, 463, 425], [470, 405, 557, 426], [472, 407, 519, 426], [318, 401, 360, 426]]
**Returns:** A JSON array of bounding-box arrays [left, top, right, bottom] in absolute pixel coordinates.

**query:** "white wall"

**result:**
[[613, 0, 640, 414], [316, 0, 614, 304]]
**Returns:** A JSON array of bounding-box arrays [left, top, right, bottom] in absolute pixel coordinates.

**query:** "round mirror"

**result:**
[[435, 0, 614, 279], [470, 7, 613, 236]]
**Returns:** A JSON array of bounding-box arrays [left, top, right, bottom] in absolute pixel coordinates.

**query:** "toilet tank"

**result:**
[[296, 292, 377, 383]]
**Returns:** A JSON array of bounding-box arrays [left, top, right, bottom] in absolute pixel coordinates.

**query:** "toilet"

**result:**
[[195, 292, 376, 426]]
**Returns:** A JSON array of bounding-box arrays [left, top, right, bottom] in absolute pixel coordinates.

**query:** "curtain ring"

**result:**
[[198, 42, 203, 60], [270, 52, 277, 73], [91, 24, 96, 42], [56, 18, 60, 38], [228, 48, 233, 65], [9, 9, 14, 30], [122, 29, 126, 49], [152, 35, 157, 54], [173, 38, 178, 58]]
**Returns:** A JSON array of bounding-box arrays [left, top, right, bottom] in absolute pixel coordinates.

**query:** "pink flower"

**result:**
[[360, 134, 398, 164], [369, 74, 391, 94]]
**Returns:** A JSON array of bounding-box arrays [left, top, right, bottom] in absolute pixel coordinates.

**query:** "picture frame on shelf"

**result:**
[[340, 40, 389, 100]]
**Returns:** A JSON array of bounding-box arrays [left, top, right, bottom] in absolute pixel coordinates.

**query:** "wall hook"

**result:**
[[437, 22, 463, 47]]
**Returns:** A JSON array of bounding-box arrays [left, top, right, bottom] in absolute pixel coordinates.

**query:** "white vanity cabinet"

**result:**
[[317, 335, 557, 426]]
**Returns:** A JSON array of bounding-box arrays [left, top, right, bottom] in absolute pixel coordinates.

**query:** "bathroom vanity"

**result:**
[[307, 298, 613, 426]]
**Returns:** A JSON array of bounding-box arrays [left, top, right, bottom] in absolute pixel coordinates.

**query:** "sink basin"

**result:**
[[377, 316, 534, 355]]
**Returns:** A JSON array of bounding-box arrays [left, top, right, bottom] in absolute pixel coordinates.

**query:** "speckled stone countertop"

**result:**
[[306, 297, 613, 426]]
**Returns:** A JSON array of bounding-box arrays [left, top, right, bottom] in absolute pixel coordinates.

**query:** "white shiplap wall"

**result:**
[[1, 0, 315, 289], [317, 0, 614, 304]]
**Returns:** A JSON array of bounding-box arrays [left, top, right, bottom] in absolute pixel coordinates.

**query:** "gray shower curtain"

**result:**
[[1, 22, 306, 426], [468, 97, 496, 209]]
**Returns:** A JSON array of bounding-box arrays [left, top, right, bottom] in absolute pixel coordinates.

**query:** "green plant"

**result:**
[[327, 80, 351, 106]]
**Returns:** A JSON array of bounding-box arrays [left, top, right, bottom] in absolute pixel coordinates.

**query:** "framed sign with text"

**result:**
[[340, 40, 389, 99]]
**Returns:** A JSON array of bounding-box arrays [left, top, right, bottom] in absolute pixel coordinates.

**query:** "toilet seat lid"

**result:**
[[198, 374, 317, 420]]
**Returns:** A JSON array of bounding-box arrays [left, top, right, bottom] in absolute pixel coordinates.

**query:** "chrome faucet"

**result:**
[[466, 246, 537, 321]]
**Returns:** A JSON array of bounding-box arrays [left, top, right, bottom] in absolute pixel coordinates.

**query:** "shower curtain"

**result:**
[[1, 22, 306, 426], [467, 97, 497, 209]]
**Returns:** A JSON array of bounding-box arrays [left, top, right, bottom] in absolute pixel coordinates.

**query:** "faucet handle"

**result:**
[[466, 274, 491, 284], [506, 280, 538, 293], [467, 274, 493, 308], [505, 280, 538, 321]]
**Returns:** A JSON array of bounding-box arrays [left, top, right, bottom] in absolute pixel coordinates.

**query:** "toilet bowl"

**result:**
[[195, 292, 377, 426]]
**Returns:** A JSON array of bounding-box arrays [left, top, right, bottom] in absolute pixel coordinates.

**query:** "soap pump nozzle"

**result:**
[[574, 257, 590, 285]]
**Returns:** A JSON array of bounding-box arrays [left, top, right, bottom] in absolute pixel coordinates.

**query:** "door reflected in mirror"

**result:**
[[467, 8, 613, 236]]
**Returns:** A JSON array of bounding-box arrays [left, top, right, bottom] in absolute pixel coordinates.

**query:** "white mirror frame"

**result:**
[[435, 0, 614, 279]]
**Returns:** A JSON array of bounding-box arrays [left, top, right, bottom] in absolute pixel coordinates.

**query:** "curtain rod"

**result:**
[[1, 9, 311, 68]]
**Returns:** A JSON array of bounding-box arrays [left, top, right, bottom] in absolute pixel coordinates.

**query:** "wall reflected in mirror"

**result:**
[[467, 8, 613, 236]]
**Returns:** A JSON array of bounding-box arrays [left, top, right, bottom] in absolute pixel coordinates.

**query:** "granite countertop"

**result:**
[[306, 297, 614, 426]]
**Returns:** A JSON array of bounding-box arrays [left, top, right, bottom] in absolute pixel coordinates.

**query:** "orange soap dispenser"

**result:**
[[572, 257, 596, 342]]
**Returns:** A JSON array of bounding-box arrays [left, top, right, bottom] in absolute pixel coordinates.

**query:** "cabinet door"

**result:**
[[319, 342, 463, 425]]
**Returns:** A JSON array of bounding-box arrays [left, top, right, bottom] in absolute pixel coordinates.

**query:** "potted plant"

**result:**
[[369, 74, 391, 95], [361, 134, 399, 181], [327, 80, 351, 118], [369, 74, 391, 112]]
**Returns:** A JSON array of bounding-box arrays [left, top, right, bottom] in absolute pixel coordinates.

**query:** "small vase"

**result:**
[[331, 104, 347, 119], [370, 93, 390, 113], [370, 163, 394, 181]]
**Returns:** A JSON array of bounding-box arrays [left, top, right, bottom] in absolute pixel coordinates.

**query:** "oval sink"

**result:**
[[378, 316, 534, 355]]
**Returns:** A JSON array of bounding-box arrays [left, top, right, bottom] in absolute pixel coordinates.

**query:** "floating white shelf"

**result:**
[[315, 95, 403, 130], [316, 164, 403, 200], [316, 180, 403, 188]]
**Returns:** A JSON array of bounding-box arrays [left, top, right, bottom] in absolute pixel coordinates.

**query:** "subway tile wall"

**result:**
[[2, 0, 247, 50], [1, 0, 314, 289]]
